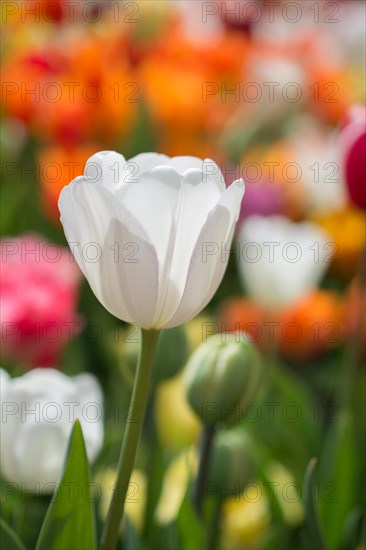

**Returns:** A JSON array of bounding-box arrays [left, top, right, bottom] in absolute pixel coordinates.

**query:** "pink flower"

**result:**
[[0, 234, 82, 367], [238, 181, 284, 223]]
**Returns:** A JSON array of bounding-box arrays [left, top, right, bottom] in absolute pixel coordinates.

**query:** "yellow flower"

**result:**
[[312, 207, 365, 278], [221, 483, 271, 550], [155, 374, 200, 449], [95, 468, 146, 533], [155, 447, 198, 525], [265, 462, 304, 526], [184, 315, 215, 353]]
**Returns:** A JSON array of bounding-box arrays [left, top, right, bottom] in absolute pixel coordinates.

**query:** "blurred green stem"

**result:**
[[338, 249, 365, 408], [207, 496, 223, 550], [100, 328, 160, 550], [193, 423, 216, 515]]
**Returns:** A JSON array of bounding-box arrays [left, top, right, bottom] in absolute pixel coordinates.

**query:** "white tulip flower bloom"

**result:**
[[237, 215, 331, 309], [59, 152, 244, 329], [0, 368, 103, 491]]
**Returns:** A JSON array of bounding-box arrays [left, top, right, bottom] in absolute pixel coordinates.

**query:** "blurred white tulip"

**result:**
[[0, 368, 103, 491], [237, 215, 330, 309], [286, 115, 347, 213], [59, 152, 244, 329]]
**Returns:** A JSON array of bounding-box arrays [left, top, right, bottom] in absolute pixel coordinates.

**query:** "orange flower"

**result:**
[[159, 27, 249, 78], [158, 130, 225, 160], [138, 61, 217, 133], [217, 297, 270, 349], [38, 143, 98, 222], [308, 67, 353, 125], [137, 26, 248, 136], [218, 291, 345, 361], [279, 290, 344, 361], [2, 29, 137, 145]]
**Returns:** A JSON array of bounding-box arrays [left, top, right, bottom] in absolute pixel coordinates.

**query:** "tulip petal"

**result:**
[[116, 166, 181, 267], [170, 157, 226, 192], [162, 179, 244, 328], [127, 152, 170, 179], [59, 179, 159, 326], [102, 218, 159, 328], [149, 168, 223, 327], [203, 158, 227, 192], [84, 151, 126, 193]]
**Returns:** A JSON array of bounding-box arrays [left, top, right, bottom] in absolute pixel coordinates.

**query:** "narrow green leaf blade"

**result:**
[[318, 410, 357, 549], [177, 492, 204, 550], [0, 518, 26, 550], [35, 420, 97, 550], [303, 458, 326, 550]]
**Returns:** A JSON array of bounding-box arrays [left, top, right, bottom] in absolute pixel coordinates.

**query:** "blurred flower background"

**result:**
[[0, 1, 365, 549]]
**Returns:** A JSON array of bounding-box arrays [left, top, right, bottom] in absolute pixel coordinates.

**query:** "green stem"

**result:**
[[207, 496, 223, 550], [193, 423, 216, 515], [100, 328, 160, 550]]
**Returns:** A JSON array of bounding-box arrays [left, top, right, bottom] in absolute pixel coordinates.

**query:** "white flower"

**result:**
[[0, 368, 103, 491], [237, 215, 330, 309], [59, 152, 244, 329], [286, 116, 347, 213]]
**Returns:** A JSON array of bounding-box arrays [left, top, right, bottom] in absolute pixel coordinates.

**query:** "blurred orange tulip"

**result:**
[[279, 290, 344, 360], [218, 291, 345, 361], [38, 143, 98, 222]]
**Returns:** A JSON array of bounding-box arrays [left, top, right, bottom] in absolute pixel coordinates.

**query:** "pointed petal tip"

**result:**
[[232, 178, 245, 195]]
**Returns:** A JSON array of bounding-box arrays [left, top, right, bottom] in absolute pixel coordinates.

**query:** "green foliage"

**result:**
[[177, 492, 204, 550], [303, 459, 326, 550], [318, 411, 357, 550], [0, 518, 26, 550], [35, 421, 97, 550]]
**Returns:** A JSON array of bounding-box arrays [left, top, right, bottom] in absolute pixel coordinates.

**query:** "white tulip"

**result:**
[[237, 215, 330, 309], [0, 368, 103, 491], [286, 116, 347, 213], [59, 152, 244, 329]]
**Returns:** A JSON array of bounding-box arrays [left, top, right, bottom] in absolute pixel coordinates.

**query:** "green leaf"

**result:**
[[35, 421, 97, 550], [342, 508, 364, 550], [247, 362, 320, 481], [303, 458, 326, 550], [318, 410, 357, 550], [177, 492, 204, 550], [0, 518, 26, 550], [124, 517, 140, 550]]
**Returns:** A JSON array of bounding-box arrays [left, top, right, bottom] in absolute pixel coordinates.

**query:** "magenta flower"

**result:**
[[0, 234, 81, 367], [238, 180, 284, 225], [341, 105, 366, 210]]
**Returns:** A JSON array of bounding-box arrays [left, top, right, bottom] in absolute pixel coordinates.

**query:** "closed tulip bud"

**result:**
[[152, 326, 189, 384], [184, 334, 263, 425], [207, 429, 253, 500]]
